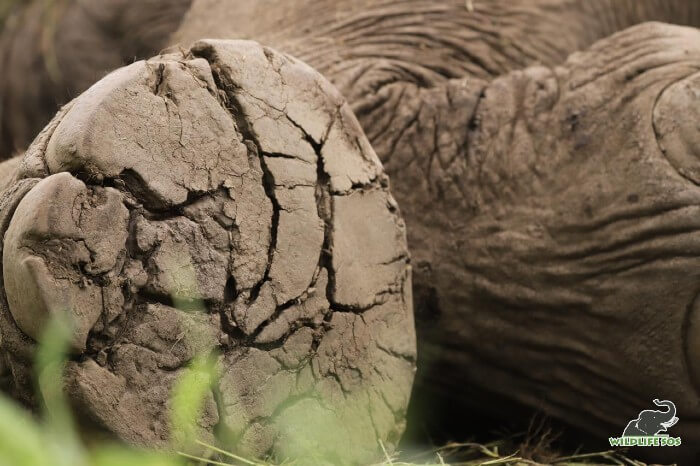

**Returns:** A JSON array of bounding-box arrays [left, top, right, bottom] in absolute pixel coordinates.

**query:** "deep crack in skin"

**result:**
[[0, 41, 416, 465]]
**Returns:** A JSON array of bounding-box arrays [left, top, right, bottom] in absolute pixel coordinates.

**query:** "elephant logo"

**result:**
[[622, 399, 679, 437], [608, 398, 682, 447]]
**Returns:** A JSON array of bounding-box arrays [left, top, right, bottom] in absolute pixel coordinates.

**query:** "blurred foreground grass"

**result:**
[[0, 312, 651, 466]]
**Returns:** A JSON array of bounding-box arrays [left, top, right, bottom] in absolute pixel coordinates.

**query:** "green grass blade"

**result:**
[[35, 312, 86, 466], [92, 445, 181, 466], [0, 394, 49, 466]]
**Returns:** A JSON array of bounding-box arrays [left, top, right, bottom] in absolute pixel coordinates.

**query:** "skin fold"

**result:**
[[3, 0, 700, 463]]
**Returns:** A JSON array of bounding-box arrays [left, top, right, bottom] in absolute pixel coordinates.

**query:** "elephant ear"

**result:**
[[638, 411, 668, 434], [642, 418, 658, 434]]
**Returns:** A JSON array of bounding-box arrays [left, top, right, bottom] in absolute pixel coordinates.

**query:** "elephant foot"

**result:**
[[0, 40, 415, 464]]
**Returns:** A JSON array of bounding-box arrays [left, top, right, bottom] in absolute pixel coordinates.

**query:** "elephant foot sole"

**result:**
[[0, 40, 416, 464]]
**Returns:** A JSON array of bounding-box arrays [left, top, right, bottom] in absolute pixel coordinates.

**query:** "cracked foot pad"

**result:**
[[0, 40, 415, 464]]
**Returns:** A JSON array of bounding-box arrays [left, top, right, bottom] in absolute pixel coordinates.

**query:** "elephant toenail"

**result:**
[[2, 172, 129, 352]]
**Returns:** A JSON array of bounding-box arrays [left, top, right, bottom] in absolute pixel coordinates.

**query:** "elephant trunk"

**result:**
[[653, 399, 677, 424]]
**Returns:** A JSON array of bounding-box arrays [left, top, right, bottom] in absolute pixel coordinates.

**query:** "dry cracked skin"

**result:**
[[0, 40, 415, 464]]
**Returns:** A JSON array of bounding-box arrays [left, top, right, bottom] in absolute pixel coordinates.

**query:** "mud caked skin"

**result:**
[[6, 1, 700, 464], [0, 41, 415, 464]]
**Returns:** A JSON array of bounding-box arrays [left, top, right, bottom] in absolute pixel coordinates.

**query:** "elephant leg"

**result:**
[[0, 40, 415, 464], [350, 21, 700, 463]]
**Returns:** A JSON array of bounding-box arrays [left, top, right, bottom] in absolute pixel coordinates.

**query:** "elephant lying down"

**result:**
[[3, 0, 700, 464]]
